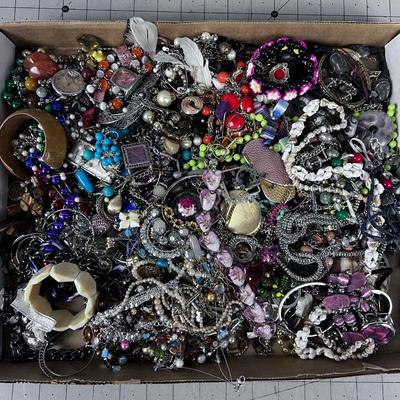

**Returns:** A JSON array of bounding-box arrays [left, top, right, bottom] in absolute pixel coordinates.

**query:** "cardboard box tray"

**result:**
[[0, 20, 400, 383]]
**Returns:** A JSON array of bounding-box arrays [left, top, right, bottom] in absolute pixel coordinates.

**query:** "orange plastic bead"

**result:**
[[144, 62, 153, 73], [217, 71, 229, 84], [99, 79, 110, 91], [105, 69, 113, 79], [98, 60, 110, 70], [131, 47, 144, 58], [111, 98, 123, 110], [25, 77, 38, 91]]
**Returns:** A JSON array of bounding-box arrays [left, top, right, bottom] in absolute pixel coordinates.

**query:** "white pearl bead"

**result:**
[[86, 84, 95, 94], [174, 359, 184, 368], [156, 90, 174, 107], [99, 102, 107, 111], [227, 49, 237, 60]]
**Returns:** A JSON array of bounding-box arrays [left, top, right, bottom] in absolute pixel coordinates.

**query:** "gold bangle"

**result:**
[[0, 108, 67, 179]]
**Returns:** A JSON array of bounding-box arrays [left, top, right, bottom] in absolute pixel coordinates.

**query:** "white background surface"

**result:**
[[1, 0, 400, 398]]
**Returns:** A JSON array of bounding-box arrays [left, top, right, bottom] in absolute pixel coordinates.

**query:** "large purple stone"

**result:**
[[346, 271, 367, 293], [342, 331, 365, 345], [322, 294, 350, 310], [362, 324, 394, 346]]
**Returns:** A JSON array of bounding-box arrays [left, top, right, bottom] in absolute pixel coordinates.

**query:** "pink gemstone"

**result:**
[[361, 287, 372, 298], [94, 90, 105, 103], [322, 294, 350, 311], [200, 230, 220, 253], [112, 67, 138, 89], [360, 302, 370, 312], [327, 274, 338, 285], [333, 315, 345, 326], [342, 331, 365, 345], [344, 312, 356, 325], [337, 273, 350, 287], [225, 113, 245, 131], [260, 245, 278, 264], [202, 170, 222, 191], [114, 44, 132, 67], [214, 248, 233, 268], [346, 271, 367, 293], [120, 339, 130, 351], [362, 324, 394, 346], [199, 189, 217, 211]]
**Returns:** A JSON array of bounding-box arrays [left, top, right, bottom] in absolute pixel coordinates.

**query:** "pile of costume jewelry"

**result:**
[[0, 18, 398, 378]]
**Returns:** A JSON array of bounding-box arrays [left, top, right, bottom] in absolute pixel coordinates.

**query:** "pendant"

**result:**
[[107, 193, 122, 216]]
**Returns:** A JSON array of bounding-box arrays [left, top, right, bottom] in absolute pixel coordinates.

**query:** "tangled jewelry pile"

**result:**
[[0, 18, 398, 378]]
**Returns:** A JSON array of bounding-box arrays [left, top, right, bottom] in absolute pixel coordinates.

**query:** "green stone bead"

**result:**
[[44, 104, 52, 112], [387, 110, 395, 118], [353, 112, 361, 118], [191, 165, 198, 171], [388, 103, 396, 111], [331, 158, 343, 167], [197, 161, 205, 169], [384, 165, 391, 171], [255, 114, 264, 122], [233, 153, 241, 161], [240, 157, 246, 164], [236, 137, 244, 144], [189, 159, 196, 167], [199, 144, 207, 152], [360, 187, 369, 196], [225, 156, 232, 162], [1, 91, 13, 103], [292, 116, 299, 122], [273, 143, 282, 152], [199, 151, 206, 159], [252, 133, 259, 139], [183, 163, 190, 170], [5, 80, 15, 90], [244, 134, 252, 142], [335, 209, 349, 221], [319, 191, 332, 205], [344, 183, 353, 192], [389, 140, 397, 149], [11, 99, 21, 109]]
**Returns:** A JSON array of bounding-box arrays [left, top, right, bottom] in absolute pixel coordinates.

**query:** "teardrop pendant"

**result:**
[[107, 193, 122, 216]]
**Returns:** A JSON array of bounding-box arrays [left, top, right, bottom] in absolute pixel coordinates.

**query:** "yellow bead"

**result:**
[[25, 78, 38, 91], [206, 292, 216, 302], [89, 50, 105, 62]]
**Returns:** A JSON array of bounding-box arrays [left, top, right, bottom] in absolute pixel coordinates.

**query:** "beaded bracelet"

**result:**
[[247, 37, 318, 101]]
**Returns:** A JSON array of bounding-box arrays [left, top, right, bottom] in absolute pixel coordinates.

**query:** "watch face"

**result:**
[[122, 143, 151, 170], [51, 69, 86, 96]]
